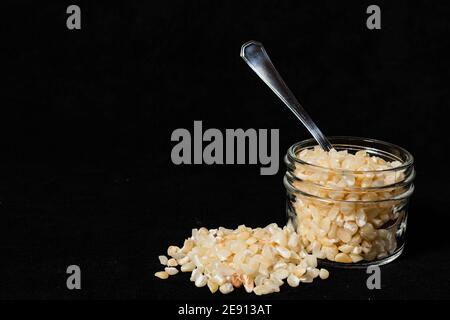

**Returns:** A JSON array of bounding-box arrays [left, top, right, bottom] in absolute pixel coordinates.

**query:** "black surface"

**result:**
[[1, 0, 450, 299]]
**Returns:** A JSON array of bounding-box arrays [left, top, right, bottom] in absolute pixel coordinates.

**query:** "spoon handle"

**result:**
[[240, 40, 332, 151]]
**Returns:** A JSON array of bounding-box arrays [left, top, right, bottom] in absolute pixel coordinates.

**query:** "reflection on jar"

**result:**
[[284, 136, 415, 267]]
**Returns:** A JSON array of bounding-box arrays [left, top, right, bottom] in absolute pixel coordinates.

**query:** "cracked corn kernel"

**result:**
[[360, 223, 377, 241], [335, 252, 352, 263], [154, 271, 169, 279], [253, 285, 269, 296], [273, 261, 288, 270], [158, 255, 168, 266], [273, 268, 289, 280], [293, 266, 306, 277], [190, 268, 202, 282], [254, 274, 266, 287], [231, 273, 243, 288], [207, 280, 219, 293], [242, 274, 254, 293], [269, 274, 284, 286], [319, 268, 329, 279], [275, 246, 291, 259], [343, 222, 358, 235], [219, 283, 234, 294], [337, 228, 352, 243], [308, 268, 320, 279], [338, 244, 354, 254], [165, 267, 179, 276], [181, 262, 195, 272], [181, 239, 194, 253], [167, 246, 180, 257], [287, 274, 300, 287], [264, 279, 281, 293], [195, 275, 207, 288], [177, 256, 190, 265], [167, 258, 178, 267], [350, 254, 364, 263]]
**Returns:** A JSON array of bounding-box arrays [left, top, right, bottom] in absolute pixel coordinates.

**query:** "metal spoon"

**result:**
[[240, 40, 333, 151]]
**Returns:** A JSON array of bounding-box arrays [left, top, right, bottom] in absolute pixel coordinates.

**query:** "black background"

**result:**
[[1, 0, 450, 300]]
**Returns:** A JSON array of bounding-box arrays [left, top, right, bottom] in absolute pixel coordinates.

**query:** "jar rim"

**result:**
[[287, 136, 414, 174]]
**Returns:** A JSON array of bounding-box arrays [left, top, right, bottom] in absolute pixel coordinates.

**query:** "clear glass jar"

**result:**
[[284, 136, 415, 268]]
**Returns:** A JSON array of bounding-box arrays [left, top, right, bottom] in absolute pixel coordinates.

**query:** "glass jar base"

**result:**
[[317, 245, 404, 269]]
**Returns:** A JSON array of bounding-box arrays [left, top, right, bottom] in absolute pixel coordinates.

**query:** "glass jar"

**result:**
[[284, 136, 415, 268]]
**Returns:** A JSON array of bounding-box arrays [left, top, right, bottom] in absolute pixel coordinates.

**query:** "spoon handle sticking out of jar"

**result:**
[[240, 40, 333, 151]]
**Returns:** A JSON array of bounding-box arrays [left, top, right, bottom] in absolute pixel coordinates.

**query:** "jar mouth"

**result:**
[[287, 136, 414, 174]]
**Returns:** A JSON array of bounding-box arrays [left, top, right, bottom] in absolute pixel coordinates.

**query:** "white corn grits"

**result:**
[[155, 223, 329, 295]]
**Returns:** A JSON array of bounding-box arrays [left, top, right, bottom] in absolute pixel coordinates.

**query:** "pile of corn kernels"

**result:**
[[155, 223, 329, 295], [292, 147, 405, 263]]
